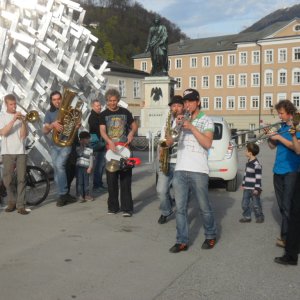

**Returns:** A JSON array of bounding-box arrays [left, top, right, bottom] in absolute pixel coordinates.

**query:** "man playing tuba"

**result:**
[[156, 95, 184, 224], [43, 90, 77, 207]]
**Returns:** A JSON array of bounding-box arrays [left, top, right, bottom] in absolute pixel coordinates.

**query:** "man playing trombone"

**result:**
[[0, 94, 29, 215], [267, 100, 300, 248]]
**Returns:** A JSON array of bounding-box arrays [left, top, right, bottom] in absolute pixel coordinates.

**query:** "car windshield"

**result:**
[[213, 123, 223, 140]]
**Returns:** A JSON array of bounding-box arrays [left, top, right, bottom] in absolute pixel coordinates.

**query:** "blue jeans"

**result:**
[[173, 171, 217, 244], [273, 172, 298, 240], [76, 166, 90, 197], [156, 163, 175, 216], [50, 145, 71, 196], [93, 151, 106, 188], [242, 189, 264, 219]]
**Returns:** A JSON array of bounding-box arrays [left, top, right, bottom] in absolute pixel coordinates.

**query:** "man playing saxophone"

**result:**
[[156, 95, 184, 224], [43, 91, 77, 207]]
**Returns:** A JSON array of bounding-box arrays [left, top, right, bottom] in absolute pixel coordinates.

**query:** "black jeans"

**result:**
[[106, 168, 133, 213], [273, 172, 298, 240], [285, 173, 300, 260]]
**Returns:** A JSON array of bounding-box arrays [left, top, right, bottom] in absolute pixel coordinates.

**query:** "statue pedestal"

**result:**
[[139, 76, 176, 136]]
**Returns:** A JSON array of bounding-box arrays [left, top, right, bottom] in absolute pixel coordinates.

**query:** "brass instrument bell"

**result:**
[[25, 110, 39, 123]]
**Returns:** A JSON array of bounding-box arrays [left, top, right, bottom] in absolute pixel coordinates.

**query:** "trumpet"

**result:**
[[170, 109, 191, 140], [17, 110, 40, 123]]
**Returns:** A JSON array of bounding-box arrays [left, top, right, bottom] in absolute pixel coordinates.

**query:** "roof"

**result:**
[[132, 20, 296, 59]]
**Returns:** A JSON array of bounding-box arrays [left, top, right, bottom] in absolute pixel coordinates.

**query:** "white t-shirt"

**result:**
[[0, 112, 26, 155], [175, 112, 214, 174]]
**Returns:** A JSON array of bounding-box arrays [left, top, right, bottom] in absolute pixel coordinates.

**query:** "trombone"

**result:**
[[17, 110, 40, 123]]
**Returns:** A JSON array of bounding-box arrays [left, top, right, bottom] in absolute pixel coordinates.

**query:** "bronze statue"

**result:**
[[145, 16, 168, 76]]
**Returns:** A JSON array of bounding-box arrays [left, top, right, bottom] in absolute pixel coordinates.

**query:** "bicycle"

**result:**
[[0, 164, 50, 206]]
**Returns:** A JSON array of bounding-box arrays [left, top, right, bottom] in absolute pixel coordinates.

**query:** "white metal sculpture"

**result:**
[[0, 0, 108, 169]]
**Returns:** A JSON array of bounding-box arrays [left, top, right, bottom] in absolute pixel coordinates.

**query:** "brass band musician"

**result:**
[[0, 94, 29, 215], [43, 91, 77, 207], [156, 95, 184, 224]]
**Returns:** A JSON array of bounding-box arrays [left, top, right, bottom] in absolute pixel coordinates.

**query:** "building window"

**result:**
[[265, 49, 274, 63], [278, 48, 287, 63], [202, 56, 210, 67], [175, 58, 182, 69], [228, 123, 234, 129], [277, 93, 287, 102], [252, 51, 260, 64], [292, 93, 300, 108], [141, 61, 147, 71], [239, 52, 247, 65], [215, 55, 223, 66], [251, 96, 259, 109], [201, 97, 209, 110], [228, 54, 236, 66], [293, 47, 300, 61], [239, 74, 247, 87], [175, 77, 182, 89], [226, 96, 235, 110], [249, 123, 256, 130], [264, 94, 273, 109], [133, 80, 140, 98], [168, 59, 171, 71], [214, 97, 222, 110], [265, 70, 273, 86], [292, 68, 300, 84], [215, 75, 223, 88], [227, 74, 235, 87], [190, 76, 197, 88], [251, 73, 260, 86], [278, 69, 287, 86], [119, 80, 126, 97], [202, 76, 209, 88], [238, 96, 246, 110], [294, 24, 300, 32], [190, 57, 197, 68]]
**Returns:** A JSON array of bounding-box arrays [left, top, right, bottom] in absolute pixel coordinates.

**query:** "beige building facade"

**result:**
[[133, 19, 300, 130]]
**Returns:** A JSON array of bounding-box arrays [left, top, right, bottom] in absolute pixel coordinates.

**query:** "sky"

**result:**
[[137, 0, 300, 38]]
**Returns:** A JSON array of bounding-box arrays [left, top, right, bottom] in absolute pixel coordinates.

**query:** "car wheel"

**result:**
[[226, 174, 237, 192]]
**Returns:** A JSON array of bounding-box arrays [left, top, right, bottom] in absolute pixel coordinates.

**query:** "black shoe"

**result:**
[[274, 254, 298, 266], [56, 196, 66, 207], [63, 193, 77, 203], [239, 217, 251, 223], [201, 238, 216, 249], [107, 210, 118, 215], [122, 211, 132, 217], [158, 212, 173, 224], [169, 243, 188, 253]]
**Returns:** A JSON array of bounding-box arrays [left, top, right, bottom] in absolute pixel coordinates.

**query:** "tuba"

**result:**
[[52, 87, 83, 147]]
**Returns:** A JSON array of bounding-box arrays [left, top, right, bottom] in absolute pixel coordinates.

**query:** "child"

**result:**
[[76, 131, 94, 202], [240, 142, 264, 223]]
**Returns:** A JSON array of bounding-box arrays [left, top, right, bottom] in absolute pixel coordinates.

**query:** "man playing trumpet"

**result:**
[[0, 94, 29, 215], [267, 100, 300, 248]]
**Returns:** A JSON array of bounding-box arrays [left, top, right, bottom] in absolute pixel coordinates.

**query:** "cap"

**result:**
[[182, 88, 200, 101], [168, 95, 184, 106]]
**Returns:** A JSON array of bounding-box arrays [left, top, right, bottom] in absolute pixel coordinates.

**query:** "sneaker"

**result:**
[[256, 217, 264, 223], [63, 193, 77, 203], [201, 238, 216, 249], [85, 195, 94, 201], [107, 210, 118, 215], [239, 217, 251, 223], [274, 254, 298, 266], [17, 208, 30, 215], [56, 196, 66, 207], [78, 196, 86, 203], [158, 211, 173, 224], [276, 238, 286, 248], [169, 243, 188, 253], [122, 212, 132, 217]]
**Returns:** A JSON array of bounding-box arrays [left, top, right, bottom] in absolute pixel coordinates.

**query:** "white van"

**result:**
[[208, 116, 238, 191]]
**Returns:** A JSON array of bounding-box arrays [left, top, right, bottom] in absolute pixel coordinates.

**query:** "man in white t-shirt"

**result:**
[[0, 94, 29, 215], [169, 88, 217, 253]]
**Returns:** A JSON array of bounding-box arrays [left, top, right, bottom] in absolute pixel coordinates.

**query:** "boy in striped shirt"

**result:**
[[240, 143, 264, 223]]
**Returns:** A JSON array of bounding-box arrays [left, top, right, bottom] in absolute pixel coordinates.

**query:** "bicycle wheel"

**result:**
[[25, 166, 50, 206]]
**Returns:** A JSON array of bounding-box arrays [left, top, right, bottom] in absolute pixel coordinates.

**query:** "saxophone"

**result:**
[[52, 87, 83, 147], [159, 111, 172, 175]]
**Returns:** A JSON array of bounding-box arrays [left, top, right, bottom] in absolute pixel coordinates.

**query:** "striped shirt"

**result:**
[[242, 158, 262, 191]]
